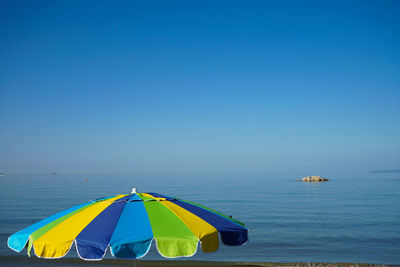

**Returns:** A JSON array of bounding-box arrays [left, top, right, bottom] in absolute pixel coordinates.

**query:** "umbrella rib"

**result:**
[[90, 198, 180, 203]]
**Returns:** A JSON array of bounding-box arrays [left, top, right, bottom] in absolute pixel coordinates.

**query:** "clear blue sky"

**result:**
[[1, 0, 399, 174]]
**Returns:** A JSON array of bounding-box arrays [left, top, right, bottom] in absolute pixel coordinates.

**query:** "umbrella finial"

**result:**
[[131, 188, 137, 194]]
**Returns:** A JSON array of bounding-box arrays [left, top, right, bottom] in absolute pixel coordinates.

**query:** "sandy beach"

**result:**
[[0, 256, 396, 267]]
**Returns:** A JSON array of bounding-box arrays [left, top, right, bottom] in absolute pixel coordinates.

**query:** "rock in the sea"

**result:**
[[302, 175, 329, 182]]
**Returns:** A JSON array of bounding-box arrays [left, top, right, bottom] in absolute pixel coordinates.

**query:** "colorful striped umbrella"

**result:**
[[8, 188, 248, 260]]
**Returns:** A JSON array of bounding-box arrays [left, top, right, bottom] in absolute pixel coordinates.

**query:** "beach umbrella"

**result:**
[[8, 188, 248, 260]]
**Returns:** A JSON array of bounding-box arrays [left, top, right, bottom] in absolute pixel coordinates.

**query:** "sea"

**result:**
[[0, 172, 399, 264]]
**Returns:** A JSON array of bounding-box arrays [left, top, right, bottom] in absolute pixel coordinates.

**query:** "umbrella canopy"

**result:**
[[8, 189, 248, 260]]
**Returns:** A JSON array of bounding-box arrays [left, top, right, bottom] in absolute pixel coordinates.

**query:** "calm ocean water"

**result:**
[[0, 172, 399, 264]]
